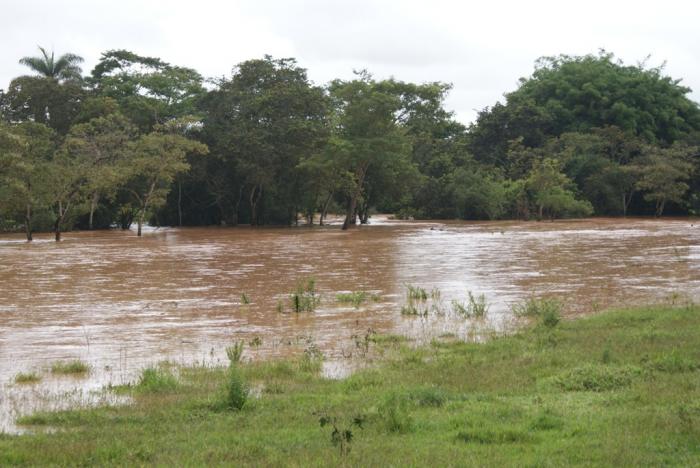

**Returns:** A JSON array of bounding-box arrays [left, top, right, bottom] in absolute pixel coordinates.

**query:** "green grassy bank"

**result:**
[[2, 304, 700, 466]]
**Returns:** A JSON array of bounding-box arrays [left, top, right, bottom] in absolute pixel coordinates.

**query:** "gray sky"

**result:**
[[2, 0, 699, 124]]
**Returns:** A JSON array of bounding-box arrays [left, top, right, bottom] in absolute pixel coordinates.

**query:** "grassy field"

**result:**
[[2, 303, 700, 466]]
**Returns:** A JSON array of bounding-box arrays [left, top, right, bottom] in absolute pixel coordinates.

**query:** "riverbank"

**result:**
[[2, 303, 699, 465]]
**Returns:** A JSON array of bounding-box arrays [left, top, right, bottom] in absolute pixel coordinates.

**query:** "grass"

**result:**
[[3, 304, 700, 466], [336, 291, 380, 308], [49, 360, 90, 375], [135, 367, 179, 394], [13, 372, 41, 384]]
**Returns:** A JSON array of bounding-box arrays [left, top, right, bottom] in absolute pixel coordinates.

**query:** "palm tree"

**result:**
[[19, 46, 84, 81]]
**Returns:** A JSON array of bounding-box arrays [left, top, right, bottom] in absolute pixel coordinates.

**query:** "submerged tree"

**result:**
[[526, 158, 593, 220], [635, 144, 695, 216], [126, 129, 207, 236], [0, 123, 55, 240]]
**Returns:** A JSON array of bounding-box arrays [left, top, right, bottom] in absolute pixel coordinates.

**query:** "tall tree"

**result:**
[[19, 47, 84, 81], [327, 73, 411, 229], [0, 123, 55, 240], [635, 144, 695, 216], [126, 127, 207, 236], [61, 113, 137, 229], [200, 56, 329, 226]]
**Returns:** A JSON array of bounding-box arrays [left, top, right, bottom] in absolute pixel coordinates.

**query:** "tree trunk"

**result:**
[[249, 185, 262, 226], [319, 193, 332, 226], [137, 213, 143, 237], [88, 191, 99, 230], [25, 203, 33, 242], [342, 164, 368, 230], [232, 186, 243, 226], [177, 180, 183, 227], [342, 198, 357, 230], [656, 199, 666, 217]]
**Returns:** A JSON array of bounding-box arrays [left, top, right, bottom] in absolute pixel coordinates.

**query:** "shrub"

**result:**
[[409, 386, 448, 407], [225, 366, 248, 410], [226, 341, 244, 364], [553, 364, 640, 392], [512, 297, 562, 328], [379, 393, 413, 433], [136, 367, 179, 394], [646, 350, 698, 373]]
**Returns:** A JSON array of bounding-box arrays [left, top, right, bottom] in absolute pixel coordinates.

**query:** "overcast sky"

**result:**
[[2, 0, 699, 124]]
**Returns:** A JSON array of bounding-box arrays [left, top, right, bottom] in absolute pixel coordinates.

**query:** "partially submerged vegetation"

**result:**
[[13, 372, 41, 384], [3, 303, 699, 465], [336, 291, 380, 308], [49, 360, 90, 375]]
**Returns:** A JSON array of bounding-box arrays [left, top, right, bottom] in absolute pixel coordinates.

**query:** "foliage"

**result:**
[[136, 367, 179, 393], [290, 277, 320, 312], [50, 360, 90, 375]]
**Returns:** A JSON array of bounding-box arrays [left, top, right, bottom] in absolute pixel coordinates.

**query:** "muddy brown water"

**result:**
[[2, 216, 700, 432]]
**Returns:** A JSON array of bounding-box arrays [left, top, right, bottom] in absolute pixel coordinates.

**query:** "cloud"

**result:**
[[1, 0, 698, 124]]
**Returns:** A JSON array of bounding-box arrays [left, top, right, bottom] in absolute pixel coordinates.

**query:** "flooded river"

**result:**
[[2, 217, 700, 432]]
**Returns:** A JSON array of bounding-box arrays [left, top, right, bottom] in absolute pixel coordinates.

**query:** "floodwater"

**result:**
[[2, 216, 700, 432]]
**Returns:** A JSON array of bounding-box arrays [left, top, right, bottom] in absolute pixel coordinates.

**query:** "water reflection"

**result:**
[[1, 217, 699, 432]]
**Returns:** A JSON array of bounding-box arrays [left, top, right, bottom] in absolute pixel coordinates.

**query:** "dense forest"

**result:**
[[1, 48, 699, 240]]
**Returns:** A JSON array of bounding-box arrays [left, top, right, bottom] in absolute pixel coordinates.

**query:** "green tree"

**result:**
[[19, 47, 84, 81], [0, 122, 55, 240], [61, 113, 137, 229], [90, 50, 205, 132], [126, 129, 207, 236], [526, 158, 593, 220], [449, 167, 508, 220], [200, 56, 328, 226], [327, 73, 411, 229], [635, 144, 695, 216], [470, 52, 700, 166]]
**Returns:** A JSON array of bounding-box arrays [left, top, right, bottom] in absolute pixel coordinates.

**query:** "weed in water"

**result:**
[[290, 277, 320, 312], [136, 367, 179, 394], [336, 291, 379, 308], [249, 336, 263, 347], [299, 344, 324, 373], [14, 372, 41, 384], [513, 297, 562, 328], [406, 284, 428, 301], [50, 360, 90, 375], [401, 304, 427, 316], [241, 293, 251, 305], [226, 341, 244, 365]]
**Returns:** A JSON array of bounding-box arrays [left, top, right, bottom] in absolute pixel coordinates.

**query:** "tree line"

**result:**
[[1, 48, 699, 240]]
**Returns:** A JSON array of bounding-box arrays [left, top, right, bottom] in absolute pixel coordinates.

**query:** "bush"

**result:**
[[136, 367, 179, 394], [513, 297, 562, 328], [225, 366, 248, 410], [379, 393, 413, 433], [553, 364, 640, 392]]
